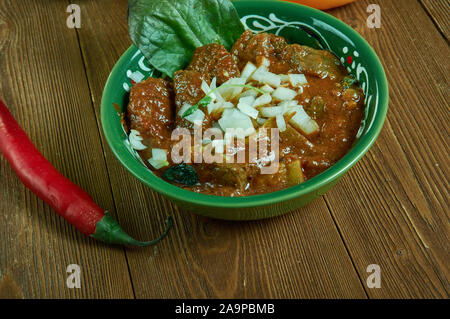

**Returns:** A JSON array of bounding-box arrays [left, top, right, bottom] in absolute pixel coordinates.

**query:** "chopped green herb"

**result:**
[[341, 76, 357, 90], [182, 96, 212, 118], [162, 163, 198, 186]]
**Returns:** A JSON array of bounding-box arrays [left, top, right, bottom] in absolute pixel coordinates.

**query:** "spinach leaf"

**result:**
[[163, 163, 198, 186], [128, 0, 245, 78]]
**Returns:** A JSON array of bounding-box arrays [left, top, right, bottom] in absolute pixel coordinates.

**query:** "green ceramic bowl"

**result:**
[[101, 0, 388, 220]]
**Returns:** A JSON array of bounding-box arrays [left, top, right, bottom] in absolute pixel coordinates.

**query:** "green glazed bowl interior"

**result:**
[[101, 0, 388, 220]]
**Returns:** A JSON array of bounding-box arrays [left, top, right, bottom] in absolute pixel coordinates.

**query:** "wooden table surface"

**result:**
[[0, 0, 448, 299]]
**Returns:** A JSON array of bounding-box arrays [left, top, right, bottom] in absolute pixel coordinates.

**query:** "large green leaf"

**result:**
[[128, 0, 245, 78]]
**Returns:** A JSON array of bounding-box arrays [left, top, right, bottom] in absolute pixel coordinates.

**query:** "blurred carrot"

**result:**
[[283, 0, 357, 10]]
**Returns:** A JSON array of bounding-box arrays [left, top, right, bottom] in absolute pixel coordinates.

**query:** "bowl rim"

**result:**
[[101, 0, 389, 209]]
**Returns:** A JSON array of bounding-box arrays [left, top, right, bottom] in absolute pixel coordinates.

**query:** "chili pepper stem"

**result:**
[[92, 213, 173, 246]]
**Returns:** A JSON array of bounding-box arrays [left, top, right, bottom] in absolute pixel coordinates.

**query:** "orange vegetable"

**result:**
[[283, 0, 357, 10]]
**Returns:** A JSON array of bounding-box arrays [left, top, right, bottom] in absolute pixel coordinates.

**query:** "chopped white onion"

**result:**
[[256, 117, 267, 126], [212, 121, 222, 130], [237, 102, 258, 119], [148, 158, 169, 170], [289, 107, 319, 135], [207, 100, 222, 114], [201, 78, 219, 102], [151, 148, 167, 161], [279, 100, 299, 114], [241, 62, 257, 79], [129, 129, 147, 150], [251, 66, 281, 87], [250, 66, 267, 80], [260, 106, 284, 118], [261, 84, 275, 94], [210, 77, 217, 90], [185, 109, 205, 124], [260, 57, 271, 68], [209, 100, 233, 116], [239, 89, 259, 99], [178, 103, 191, 117], [148, 148, 169, 170], [201, 80, 210, 95], [239, 95, 256, 106], [207, 98, 232, 114], [272, 87, 297, 101], [217, 77, 247, 99], [222, 101, 234, 108], [289, 74, 307, 87], [253, 93, 272, 107], [218, 109, 255, 136], [280, 74, 289, 83], [276, 114, 287, 132]]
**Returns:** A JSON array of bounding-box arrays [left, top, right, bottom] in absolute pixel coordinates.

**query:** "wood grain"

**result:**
[[419, 0, 450, 40], [73, 0, 366, 298], [327, 0, 449, 298], [0, 0, 448, 299], [0, 0, 133, 298]]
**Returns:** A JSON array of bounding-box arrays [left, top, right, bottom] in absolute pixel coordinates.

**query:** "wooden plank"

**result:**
[[419, 0, 450, 39], [0, 0, 134, 298], [326, 0, 449, 298], [74, 0, 367, 298]]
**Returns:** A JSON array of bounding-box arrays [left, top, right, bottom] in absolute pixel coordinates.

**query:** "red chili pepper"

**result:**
[[0, 99, 172, 246]]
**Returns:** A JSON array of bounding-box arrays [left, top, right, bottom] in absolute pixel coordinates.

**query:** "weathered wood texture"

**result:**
[[419, 0, 450, 39], [0, 0, 133, 298], [0, 0, 448, 299], [327, 0, 449, 298]]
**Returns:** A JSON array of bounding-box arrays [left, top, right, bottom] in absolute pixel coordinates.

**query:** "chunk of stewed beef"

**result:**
[[127, 77, 174, 151], [231, 30, 289, 73], [187, 43, 240, 85], [282, 44, 345, 80], [173, 70, 212, 130], [196, 162, 260, 190]]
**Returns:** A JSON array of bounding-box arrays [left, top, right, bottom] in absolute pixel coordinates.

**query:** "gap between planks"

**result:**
[[67, 0, 137, 299], [417, 0, 450, 42], [323, 197, 371, 298]]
